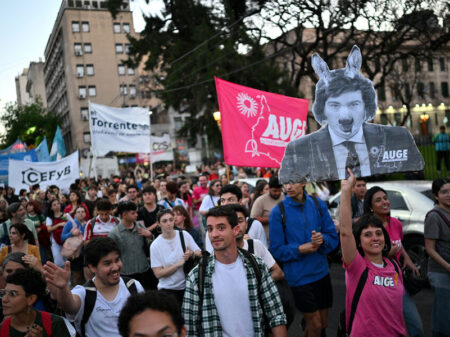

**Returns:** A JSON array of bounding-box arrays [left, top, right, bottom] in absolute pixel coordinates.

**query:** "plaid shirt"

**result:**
[[182, 249, 287, 336]]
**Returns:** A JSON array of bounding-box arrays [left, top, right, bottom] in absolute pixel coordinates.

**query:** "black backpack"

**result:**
[[80, 277, 138, 337]]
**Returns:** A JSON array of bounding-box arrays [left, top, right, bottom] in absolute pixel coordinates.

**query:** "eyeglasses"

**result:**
[[0, 289, 23, 298]]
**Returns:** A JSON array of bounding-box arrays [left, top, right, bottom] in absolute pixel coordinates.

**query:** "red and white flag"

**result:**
[[215, 77, 308, 168]]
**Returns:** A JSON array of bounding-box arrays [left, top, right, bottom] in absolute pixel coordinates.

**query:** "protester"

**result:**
[[150, 209, 200, 305], [269, 181, 338, 337], [339, 169, 406, 336], [84, 185, 99, 218], [63, 191, 90, 221], [178, 180, 194, 217], [0, 202, 39, 245], [192, 174, 209, 211], [0, 198, 8, 223], [84, 199, 119, 242], [157, 181, 185, 210], [61, 206, 87, 286], [350, 178, 367, 221], [199, 179, 221, 216], [118, 291, 186, 337], [424, 178, 450, 337], [108, 202, 153, 290], [137, 185, 164, 238], [182, 205, 287, 336], [46, 199, 68, 268], [107, 189, 119, 216], [1, 268, 73, 336], [26, 200, 49, 263], [0, 224, 41, 271], [239, 181, 251, 209], [120, 185, 141, 206], [173, 205, 203, 250], [432, 125, 449, 174], [43, 237, 144, 337], [363, 186, 423, 336], [249, 179, 269, 210]]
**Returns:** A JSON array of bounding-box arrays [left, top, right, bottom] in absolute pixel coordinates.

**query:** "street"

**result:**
[[288, 262, 434, 336]]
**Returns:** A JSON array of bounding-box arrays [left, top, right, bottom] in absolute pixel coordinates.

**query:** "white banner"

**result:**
[[8, 151, 79, 191], [151, 134, 174, 162], [89, 102, 151, 156]]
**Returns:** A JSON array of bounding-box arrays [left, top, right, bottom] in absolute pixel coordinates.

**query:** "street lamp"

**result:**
[[213, 111, 221, 128]]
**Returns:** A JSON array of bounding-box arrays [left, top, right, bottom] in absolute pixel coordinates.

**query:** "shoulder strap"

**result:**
[[164, 198, 174, 209], [197, 251, 210, 335], [179, 230, 186, 252], [0, 317, 11, 336], [81, 279, 97, 337], [121, 276, 138, 295], [40, 311, 52, 337], [277, 201, 287, 244], [388, 258, 400, 275], [427, 209, 450, 227], [246, 218, 255, 234], [347, 267, 369, 334], [247, 239, 254, 254]]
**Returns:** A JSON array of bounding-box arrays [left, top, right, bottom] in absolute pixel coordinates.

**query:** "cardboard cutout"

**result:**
[[279, 45, 425, 183]]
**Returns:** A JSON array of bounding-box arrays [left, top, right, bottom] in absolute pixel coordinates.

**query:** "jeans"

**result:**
[[428, 271, 450, 337], [403, 290, 424, 337]]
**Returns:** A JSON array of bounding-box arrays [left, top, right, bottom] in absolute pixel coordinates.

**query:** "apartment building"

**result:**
[[15, 69, 32, 107], [26, 60, 47, 107], [43, 0, 163, 155]]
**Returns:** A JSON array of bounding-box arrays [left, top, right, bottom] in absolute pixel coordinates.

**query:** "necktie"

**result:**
[[343, 141, 361, 177]]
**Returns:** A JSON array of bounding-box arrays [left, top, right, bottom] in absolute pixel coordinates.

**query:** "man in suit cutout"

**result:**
[[279, 46, 424, 183]]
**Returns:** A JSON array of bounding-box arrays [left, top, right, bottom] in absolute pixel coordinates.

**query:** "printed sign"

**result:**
[[279, 46, 425, 183], [215, 77, 308, 168], [89, 102, 151, 156], [8, 151, 79, 191]]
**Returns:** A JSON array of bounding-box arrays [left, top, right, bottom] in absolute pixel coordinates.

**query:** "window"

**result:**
[[115, 43, 123, 54], [417, 82, 425, 99], [440, 58, 445, 71], [127, 67, 135, 75], [386, 190, 408, 211], [76, 65, 84, 77], [429, 82, 435, 99], [72, 21, 80, 32], [125, 43, 130, 54], [74, 43, 83, 56], [86, 64, 94, 76], [442, 82, 449, 98], [428, 58, 434, 72], [129, 85, 136, 97], [118, 64, 125, 75], [83, 132, 91, 144], [88, 86, 96, 96], [84, 43, 92, 54], [81, 107, 89, 121], [113, 22, 121, 33], [120, 84, 127, 95], [123, 23, 130, 33], [82, 21, 90, 32], [78, 86, 87, 98]]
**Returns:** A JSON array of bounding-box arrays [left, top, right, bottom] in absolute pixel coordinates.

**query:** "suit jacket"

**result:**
[[279, 123, 424, 183]]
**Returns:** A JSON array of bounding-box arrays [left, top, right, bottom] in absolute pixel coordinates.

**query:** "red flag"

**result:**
[[215, 77, 308, 168]]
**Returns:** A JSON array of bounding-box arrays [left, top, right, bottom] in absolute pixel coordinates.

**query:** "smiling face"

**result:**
[[89, 251, 122, 287], [324, 90, 365, 139], [371, 190, 390, 217], [360, 226, 385, 257], [207, 216, 239, 252], [199, 176, 208, 188]]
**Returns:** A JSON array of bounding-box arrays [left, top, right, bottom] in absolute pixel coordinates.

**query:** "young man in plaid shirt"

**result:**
[[182, 205, 287, 337]]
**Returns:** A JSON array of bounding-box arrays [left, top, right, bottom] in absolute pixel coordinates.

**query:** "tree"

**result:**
[[0, 100, 63, 149], [110, 0, 297, 149]]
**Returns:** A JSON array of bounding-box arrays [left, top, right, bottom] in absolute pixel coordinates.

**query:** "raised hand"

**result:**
[[43, 261, 71, 289]]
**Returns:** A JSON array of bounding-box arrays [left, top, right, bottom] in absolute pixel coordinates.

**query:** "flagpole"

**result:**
[[149, 108, 153, 180]]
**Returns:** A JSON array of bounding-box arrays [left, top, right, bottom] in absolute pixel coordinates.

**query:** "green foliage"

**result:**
[[0, 100, 63, 149]]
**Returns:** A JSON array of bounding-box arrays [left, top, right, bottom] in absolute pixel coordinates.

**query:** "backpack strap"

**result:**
[[246, 218, 255, 234], [40, 311, 53, 337], [277, 201, 287, 244], [121, 276, 138, 295], [347, 267, 369, 334], [197, 250, 210, 335], [81, 279, 97, 337], [179, 230, 186, 252], [427, 209, 450, 228], [0, 317, 11, 336], [164, 198, 174, 209], [247, 239, 254, 254]]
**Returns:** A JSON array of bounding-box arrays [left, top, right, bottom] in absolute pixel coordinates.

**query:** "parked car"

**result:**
[[327, 181, 434, 272]]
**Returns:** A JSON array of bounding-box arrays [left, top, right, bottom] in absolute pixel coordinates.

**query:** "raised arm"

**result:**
[[339, 169, 357, 266]]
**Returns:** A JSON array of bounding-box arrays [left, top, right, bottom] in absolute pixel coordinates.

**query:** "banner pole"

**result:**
[[148, 107, 153, 180]]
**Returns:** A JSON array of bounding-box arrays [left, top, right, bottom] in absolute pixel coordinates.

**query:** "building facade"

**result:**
[[26, 60, 47, 107], [15, 69, 32, 107]]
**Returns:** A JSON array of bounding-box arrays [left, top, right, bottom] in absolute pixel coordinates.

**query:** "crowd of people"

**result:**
[[0, 166, 448, 337]]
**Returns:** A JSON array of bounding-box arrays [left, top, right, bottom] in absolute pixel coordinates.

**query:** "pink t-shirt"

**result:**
[[344, 252, 406, 337], [193, 186, 209, 210], [386, 217, 404, 261]]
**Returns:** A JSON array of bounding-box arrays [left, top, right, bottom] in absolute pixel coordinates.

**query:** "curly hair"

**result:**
[[6, 268, 46, 301]]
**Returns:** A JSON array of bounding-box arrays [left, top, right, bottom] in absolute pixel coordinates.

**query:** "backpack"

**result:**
[[0, 311, 52, 336], [80, 277, 138, 337], [245, 218, 255, 234], [337, 258, 400, 336], [178, 230, 201, 275]]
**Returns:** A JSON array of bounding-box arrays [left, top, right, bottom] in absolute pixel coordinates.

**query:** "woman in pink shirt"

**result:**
[[339, 169, 406, 337], [363, 186, 423, 337]]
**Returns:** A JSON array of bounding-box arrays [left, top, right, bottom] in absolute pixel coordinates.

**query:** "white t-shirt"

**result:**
[[67, 278, 144, 337], [205, 218, 268, 252], [242, 239, 275, 269], [199, 195, 220, 212], [212, 256, 254, 337], [150, 230, 200, 290]]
